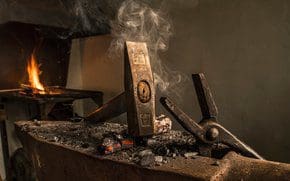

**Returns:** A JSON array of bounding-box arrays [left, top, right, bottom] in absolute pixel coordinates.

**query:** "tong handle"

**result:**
[[160, 97, 206, 141], [210, 123, 264, 159], [161, 96, 264, 160], [192, 74, 218, 119]]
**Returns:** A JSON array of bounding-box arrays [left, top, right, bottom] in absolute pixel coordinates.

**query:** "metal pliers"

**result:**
[[160, 73, 263, 160]]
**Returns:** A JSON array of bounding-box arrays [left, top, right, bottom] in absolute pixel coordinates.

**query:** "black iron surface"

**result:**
[[0, 86, 103, 104]]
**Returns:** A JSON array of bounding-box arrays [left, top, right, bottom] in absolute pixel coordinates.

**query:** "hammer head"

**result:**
[[124, 41, 155, 137]]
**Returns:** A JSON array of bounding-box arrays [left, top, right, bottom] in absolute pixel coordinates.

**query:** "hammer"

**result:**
[[86, 41, 155, 137]]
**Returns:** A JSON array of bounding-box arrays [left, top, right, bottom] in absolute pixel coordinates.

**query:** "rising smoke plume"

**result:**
[[109, 0, 188, 100], [57, 0, 119, 39]]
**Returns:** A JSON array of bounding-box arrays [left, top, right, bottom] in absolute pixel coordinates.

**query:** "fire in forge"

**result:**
[[0, 0, 289, 180]]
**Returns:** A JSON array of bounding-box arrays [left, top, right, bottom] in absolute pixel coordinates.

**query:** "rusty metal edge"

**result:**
[[14, 121, 290, 181], [14, 121, 205, 181]]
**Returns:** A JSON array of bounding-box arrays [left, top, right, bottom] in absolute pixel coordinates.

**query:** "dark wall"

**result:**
[[158, 0, 290, 162]]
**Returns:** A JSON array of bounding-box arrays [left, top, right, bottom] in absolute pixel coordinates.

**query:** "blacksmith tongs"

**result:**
[[160, 73, 264, 159]]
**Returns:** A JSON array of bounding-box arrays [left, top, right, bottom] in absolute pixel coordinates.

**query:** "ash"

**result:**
[[19, 121, 199, 167]]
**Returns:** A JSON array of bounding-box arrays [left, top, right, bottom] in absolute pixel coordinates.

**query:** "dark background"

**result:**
[[160, 0, 290, 162]]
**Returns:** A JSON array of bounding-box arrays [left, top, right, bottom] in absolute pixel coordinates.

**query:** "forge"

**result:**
[[0, 0, 290, 181]]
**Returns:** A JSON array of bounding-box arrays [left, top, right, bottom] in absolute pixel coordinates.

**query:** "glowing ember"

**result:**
[[26, 53, 45, 92]]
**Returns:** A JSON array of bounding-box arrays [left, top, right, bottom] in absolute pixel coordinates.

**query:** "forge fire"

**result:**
[[0, 0, 290, 181], [26, 52, 45, 93]]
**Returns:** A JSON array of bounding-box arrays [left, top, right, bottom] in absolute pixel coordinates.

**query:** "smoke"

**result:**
[[74, 1, 92, 32], [56, 0, 119, 39], [109, 0, 188, 100]]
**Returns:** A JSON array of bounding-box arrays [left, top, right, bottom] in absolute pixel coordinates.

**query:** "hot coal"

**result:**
[[19, 121, 199, 167]]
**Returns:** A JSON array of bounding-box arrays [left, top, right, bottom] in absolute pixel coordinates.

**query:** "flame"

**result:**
[[27, 53, 45, 91]]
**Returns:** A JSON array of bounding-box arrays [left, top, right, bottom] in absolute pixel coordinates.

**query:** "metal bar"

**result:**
[[86, 92, 126, 123], [192, 74, 218, 119], [0, 89, 22, 93], [0, 105, 10, 179]]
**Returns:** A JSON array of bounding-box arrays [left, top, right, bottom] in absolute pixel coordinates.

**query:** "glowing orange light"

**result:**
[[27, 53, 45, 92]]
